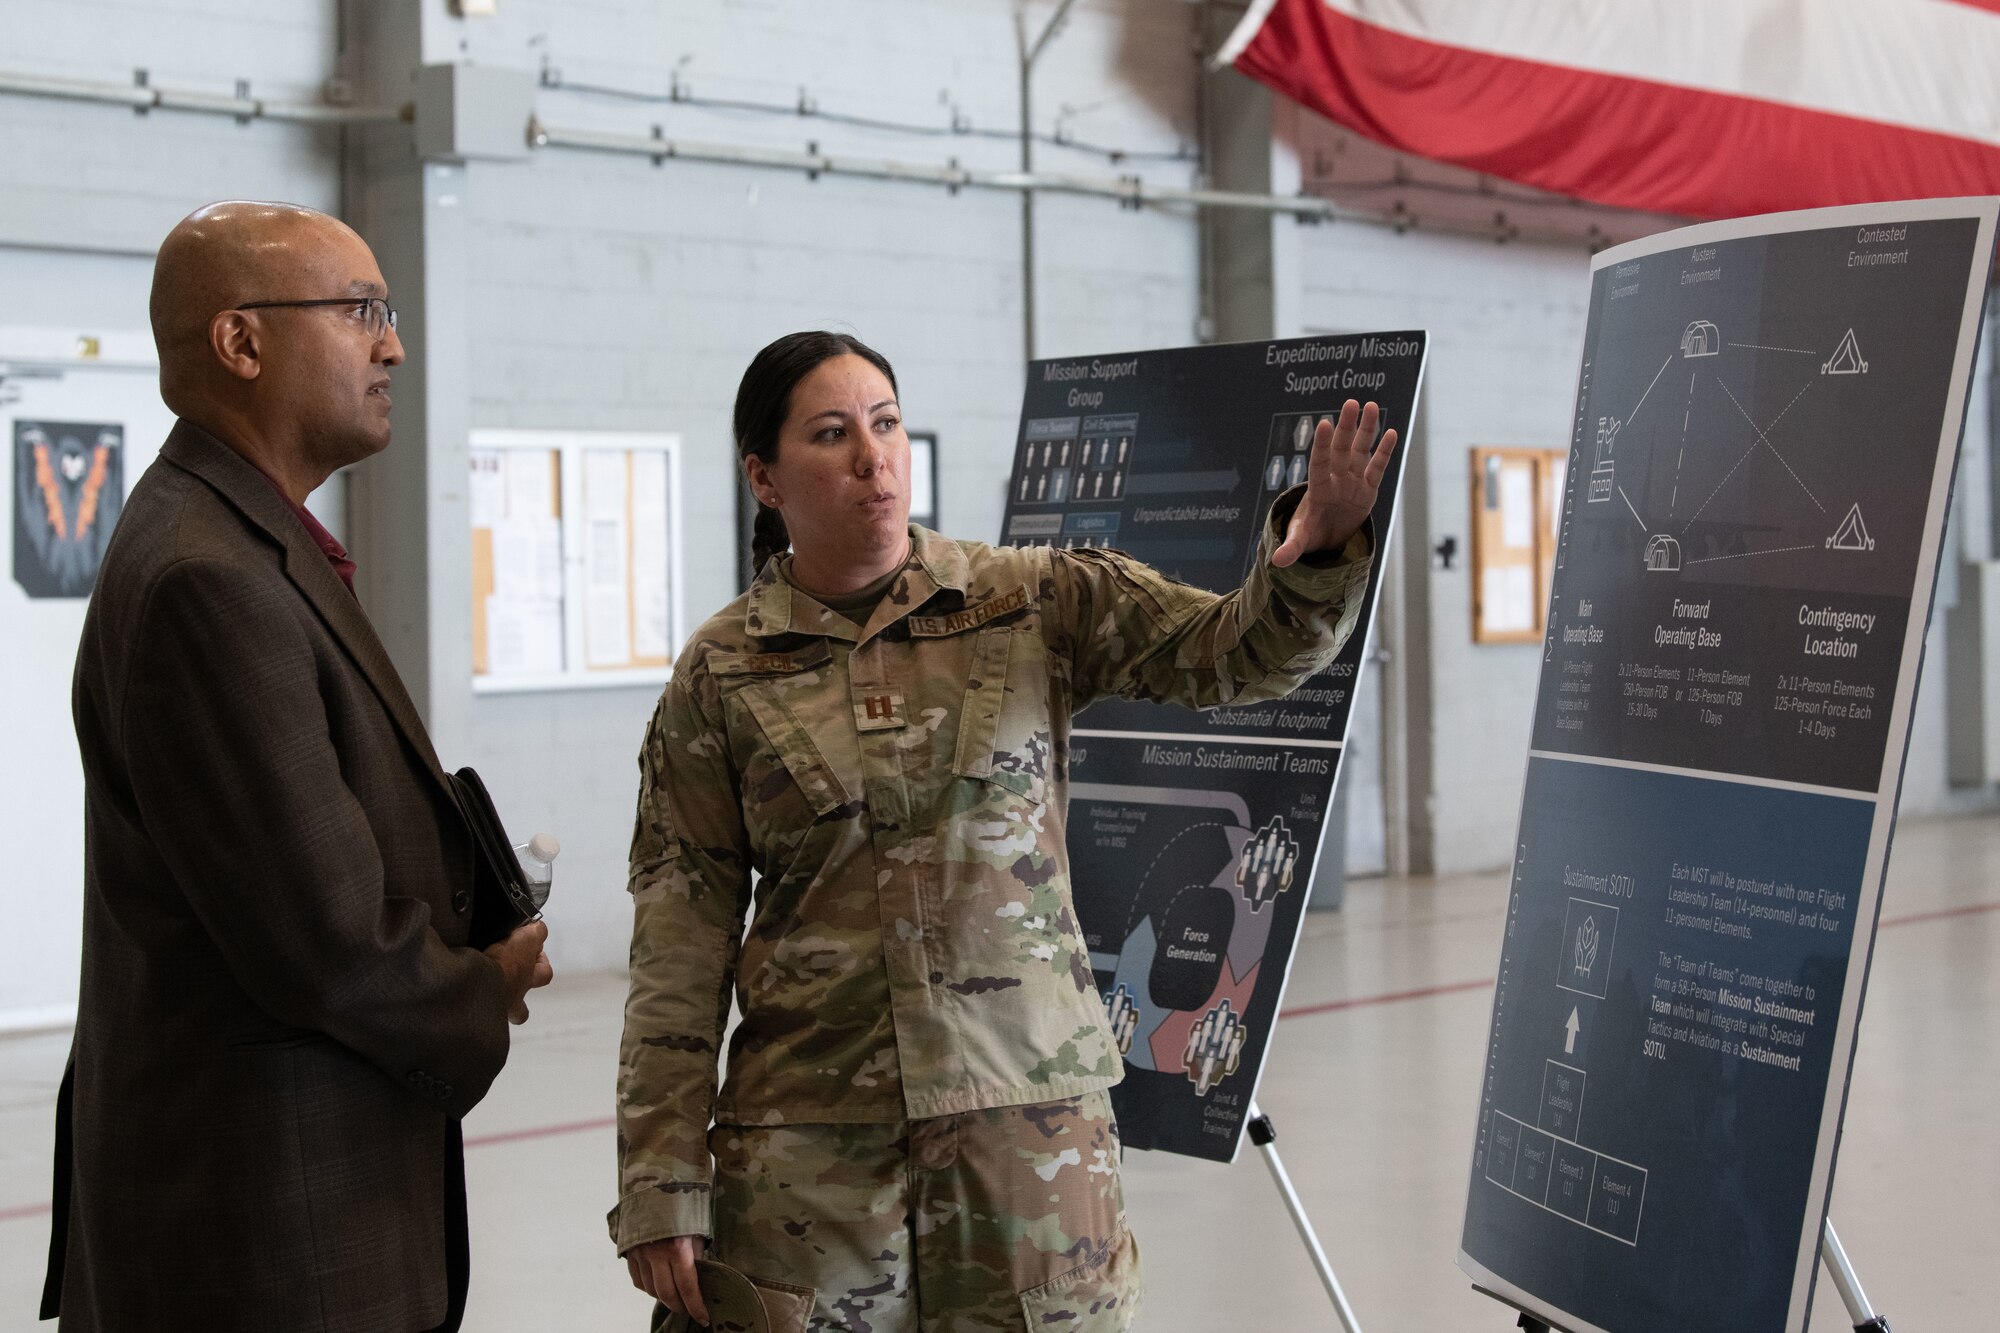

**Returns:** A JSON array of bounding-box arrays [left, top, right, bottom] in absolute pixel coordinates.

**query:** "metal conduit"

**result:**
[[0, 67, 1587, 243], [527, 117, 1348, 222], [0, 69, 406, 125]]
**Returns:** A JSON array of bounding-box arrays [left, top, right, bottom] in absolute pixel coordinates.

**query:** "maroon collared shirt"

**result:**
[[253, 468, 357, 594]]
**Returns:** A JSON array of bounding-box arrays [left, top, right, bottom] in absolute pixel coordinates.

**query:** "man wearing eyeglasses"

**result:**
[[42, 201, 552, 1332]]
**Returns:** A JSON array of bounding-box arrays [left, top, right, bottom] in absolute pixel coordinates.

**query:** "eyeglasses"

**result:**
[[236, 296, 398, 340]]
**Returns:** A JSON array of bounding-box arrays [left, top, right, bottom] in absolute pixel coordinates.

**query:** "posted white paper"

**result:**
[[470, 450, 505, 527], [505, 450, 556, 521], [584, 451, 632, 667], [630, 451, 672, 660], [485, 596, 563, 675], [1482, 565, 1536, 633], [1545, 460, 1567, 545], [1501, 465, 1534, 550]]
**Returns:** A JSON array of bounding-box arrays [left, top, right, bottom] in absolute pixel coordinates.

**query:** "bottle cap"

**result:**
[[526, 832, 560, 864]]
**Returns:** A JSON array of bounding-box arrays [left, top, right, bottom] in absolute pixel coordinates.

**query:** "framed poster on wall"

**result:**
[[908, 430, 938, 529]]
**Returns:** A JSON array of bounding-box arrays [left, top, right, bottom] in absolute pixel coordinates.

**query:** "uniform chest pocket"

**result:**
[[715, 648, 855, 823], [952, 625, 1050, 802]]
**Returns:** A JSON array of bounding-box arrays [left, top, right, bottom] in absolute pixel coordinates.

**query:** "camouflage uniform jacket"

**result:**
[[612, 487, 1370, 1249]]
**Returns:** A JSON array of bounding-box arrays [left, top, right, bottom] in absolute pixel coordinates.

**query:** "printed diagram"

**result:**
[[1074, 783, 1313, 1099], [1235, 817, 1300, 912], [1577, 314, 1886, 568], [1478, 886, 1646, 1245], [1823, 329, 1868, 376], [1007, 414, 1135, 548], [1016, 429, 1077, 507], [1264, 411, 1322, 495], [1241, 409, 1344, 579], [1644, 534, 1682, 572], [1104, 982, 1140, 1055], [1076, 414, 1135, 502], [1183, 998, 1247, 1096], [1558, 897, 1619, 1000], [1828, 503, 1875, 552], [1573, 916, 1601, 980], [1586, 417, 1620, 503]]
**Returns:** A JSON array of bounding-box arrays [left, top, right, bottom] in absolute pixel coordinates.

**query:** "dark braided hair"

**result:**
[[733, 331, 900, 576]]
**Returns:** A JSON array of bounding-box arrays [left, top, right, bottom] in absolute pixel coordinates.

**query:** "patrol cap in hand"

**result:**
[[648, 1258, 813, 1333]]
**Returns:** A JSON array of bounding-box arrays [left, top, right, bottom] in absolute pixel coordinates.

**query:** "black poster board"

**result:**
[[1001, 334, 1427, 1161], [1458, 198, 1998, 1333]]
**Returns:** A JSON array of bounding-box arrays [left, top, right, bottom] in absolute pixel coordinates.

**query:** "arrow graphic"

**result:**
[[1564, 1007, 1581, 1055]]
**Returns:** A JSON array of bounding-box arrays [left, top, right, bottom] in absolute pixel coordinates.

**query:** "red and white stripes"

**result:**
[[1220, 0, 2000, 218]]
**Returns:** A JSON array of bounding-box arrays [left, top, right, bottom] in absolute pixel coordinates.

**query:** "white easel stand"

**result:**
[[1246, 1101, 1365, 1333], [1819, 1218, 1891, 1332]]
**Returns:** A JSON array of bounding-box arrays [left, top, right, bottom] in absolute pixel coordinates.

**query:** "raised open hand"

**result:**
[[1271, 399, 1399, 568]]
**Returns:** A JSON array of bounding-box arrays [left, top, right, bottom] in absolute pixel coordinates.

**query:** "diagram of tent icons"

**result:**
[[1103, 983, 1139, 1056], [1827, 503, 1876, 551], [1183, 997, 1248, 1097], [1824, 329, 1868, 375], [1680, 320, 1721, 358], [1587, 416, 1620, 503], [1235, 816, 1300, 913], [1644, 534, 1681, 572]]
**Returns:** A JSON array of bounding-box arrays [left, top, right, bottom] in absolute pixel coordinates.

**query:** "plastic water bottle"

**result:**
[[511, 832, 559, 912]]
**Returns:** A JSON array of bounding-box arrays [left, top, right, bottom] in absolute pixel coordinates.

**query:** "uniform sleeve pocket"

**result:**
[[1018, 1229, 1141, 1331], [629, 704, 685, 880]]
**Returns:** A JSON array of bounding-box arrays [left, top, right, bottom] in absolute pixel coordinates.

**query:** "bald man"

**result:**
[[41, 202, 551, 1332]]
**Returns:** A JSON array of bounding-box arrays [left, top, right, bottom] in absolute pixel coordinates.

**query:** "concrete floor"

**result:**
[[2, 814, 1994, 1331]]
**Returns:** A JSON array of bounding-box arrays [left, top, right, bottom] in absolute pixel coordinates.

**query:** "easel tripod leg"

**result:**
[[1820, 1218, 1891, 1333], [1246, 1102, 1364, 1333]]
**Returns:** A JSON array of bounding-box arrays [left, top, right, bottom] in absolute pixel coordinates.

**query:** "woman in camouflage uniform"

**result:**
[[614, 332, 1395, 1332]]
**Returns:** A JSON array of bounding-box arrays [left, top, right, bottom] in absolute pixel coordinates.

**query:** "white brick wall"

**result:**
[[3, 0, 1988, 1013], [0, 0, 341, 254], [447, 0, 1206, 971]]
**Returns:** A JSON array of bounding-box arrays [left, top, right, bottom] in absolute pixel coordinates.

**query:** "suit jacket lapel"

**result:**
[[159, 422, 453, 795]]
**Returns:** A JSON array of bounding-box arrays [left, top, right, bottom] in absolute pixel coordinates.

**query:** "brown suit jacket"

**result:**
[[45, 421, 512, 1331]]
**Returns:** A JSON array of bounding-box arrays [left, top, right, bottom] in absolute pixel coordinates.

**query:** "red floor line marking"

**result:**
[[464, 1115, 615, 1149], [1879, 899, 2000, 929], [9, 897, 1993, 1221], [1279, 976, 1494, 1021]]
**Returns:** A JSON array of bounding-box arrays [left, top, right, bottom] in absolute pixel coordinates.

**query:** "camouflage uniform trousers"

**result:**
[[704, 1090, 1140, 1333]]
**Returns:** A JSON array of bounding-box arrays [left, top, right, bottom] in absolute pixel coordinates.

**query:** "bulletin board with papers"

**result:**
[[1470, 446, 1566, 644], [470, 429, 682, 693]]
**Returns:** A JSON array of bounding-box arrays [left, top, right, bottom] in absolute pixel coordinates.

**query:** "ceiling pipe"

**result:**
[[530, 117, 1341, 219], [525, 119, 1637, 251], [0, 68, 407, 125], [0, 64, 1624, 249]]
